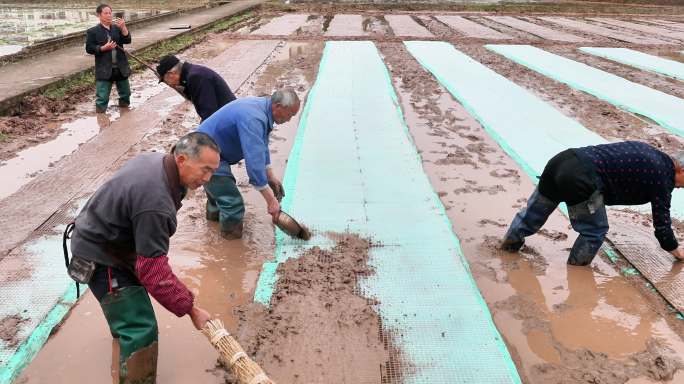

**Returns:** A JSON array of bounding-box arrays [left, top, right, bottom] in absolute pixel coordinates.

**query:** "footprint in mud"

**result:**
[[453, 184, 505, 195], [478, 219, 507, 228], [538, 229, 569, 242], [435, 147, 478, 168], [489, 168, 520, 180]]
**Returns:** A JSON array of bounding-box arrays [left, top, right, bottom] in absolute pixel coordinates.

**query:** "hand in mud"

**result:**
[[189, 306, 211, 330], [101, 40, 117, 52], [268, 179, 285, 202], [670, 247, 684, 262]]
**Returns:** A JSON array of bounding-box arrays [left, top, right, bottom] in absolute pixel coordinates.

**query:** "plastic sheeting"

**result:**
[[254, 41, 521, 384], [539, 17, 672, 45], [485, 16, 587, 42], [435, 15, 512, 40], [486, 45, 684, 139], [405, 41, 605, 179], [580, 47, 684, 81]]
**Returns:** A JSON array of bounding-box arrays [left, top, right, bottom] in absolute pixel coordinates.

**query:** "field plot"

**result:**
[[2, 6, 684, 384]]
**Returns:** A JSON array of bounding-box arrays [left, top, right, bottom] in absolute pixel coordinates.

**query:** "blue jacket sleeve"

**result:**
[[237, 118, 269, 189]]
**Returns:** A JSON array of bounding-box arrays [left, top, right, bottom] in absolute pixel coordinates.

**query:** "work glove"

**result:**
[[268, 179, 285, 202]]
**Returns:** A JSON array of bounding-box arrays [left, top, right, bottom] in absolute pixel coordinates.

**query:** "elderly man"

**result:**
[[501, 141, 684, 266], [156, 54, 236, 121], [86, 4, 131, 113], [68, 132, 219, 382], [197, 88, 300, 239]]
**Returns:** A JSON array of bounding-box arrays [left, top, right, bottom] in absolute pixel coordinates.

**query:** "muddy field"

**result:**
[[5, 5, 684, 384]]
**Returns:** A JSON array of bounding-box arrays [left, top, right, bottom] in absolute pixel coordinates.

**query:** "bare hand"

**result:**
[[670, 247, 684, 262], [189, 306, 211, 330], [114, 17, 126, 29], [268, 197, 281, 223], [101, 40, 116, 52], [268, 179, 285, 202]]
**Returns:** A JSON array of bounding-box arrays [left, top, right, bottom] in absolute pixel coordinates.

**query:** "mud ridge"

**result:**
[[229, 233, 403, 384]]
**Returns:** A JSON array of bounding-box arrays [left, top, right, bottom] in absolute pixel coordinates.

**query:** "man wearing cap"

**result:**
[[501, 141, 684, 266], [85, 3, 131, 113], [157, 54, 236, 121], [196, 88, 300, 239], [68, 132, 219, 382]]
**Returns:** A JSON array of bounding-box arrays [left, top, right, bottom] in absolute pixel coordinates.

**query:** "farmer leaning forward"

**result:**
[[67, 132, 219, 383], [501, 141, 684, 266], [86, 3, 131, 114], [156, 54, 237, 121], [197, 88, 301, 239]]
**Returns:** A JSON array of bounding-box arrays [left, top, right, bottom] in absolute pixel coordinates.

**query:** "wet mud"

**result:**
[[378, 41, 684, 383], [228, 233, 394, 384], [0, 92, 89, 162], [0, 314, 28, 350]]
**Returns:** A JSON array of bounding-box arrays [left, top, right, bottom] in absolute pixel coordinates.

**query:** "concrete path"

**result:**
[[0, 0, 263, 111]]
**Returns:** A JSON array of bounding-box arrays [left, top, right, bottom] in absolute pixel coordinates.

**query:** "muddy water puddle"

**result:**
[[379, 41, 684, 383], [0, 72, 168, 200]]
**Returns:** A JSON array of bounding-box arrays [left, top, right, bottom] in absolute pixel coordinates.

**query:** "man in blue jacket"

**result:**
[[197, 88, 300, 239], [156, 54, 236, 121], [85, 4, 131, 113]]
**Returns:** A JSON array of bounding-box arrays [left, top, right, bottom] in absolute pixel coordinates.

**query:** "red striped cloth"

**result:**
[[135, 254, 194, 317]]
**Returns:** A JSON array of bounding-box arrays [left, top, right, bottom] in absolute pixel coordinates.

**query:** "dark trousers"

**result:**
[[503, 188, 609, 266], [203, 174, 245, 231]]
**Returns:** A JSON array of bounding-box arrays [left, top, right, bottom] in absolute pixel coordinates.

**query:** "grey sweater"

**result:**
[[71, 153, 184, 271]]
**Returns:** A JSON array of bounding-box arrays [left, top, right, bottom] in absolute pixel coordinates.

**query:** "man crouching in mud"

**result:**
[[67, 132, 218, 383], [501, 141, 684, 266]]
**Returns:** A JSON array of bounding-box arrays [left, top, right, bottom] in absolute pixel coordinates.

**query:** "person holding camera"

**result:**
[[86, 3, 132, 113]]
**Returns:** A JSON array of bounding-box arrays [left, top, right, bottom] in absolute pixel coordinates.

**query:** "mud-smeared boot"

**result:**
[[220, 221, 243, 240], [96, 106, 107, 114], [121, 342, 158, 384], [500, 237, 524, 252]]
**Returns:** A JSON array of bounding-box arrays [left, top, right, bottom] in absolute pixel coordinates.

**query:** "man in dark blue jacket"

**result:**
[[85, 4, 131, 113], [156, 54, 236, 121], [502, 141, 684, 266]]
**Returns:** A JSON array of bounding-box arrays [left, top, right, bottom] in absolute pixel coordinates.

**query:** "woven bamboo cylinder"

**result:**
[[201, 319, 275, 384]]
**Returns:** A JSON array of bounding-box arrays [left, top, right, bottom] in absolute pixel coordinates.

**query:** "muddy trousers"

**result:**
[[203, 175, 245, 232], [89, 266, 158, 384], [96, 70, 131, 110], [503, 188, 609, 266]]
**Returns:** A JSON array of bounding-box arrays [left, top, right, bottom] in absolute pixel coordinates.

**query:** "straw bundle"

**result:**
[[201, 319, 275, 384]]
